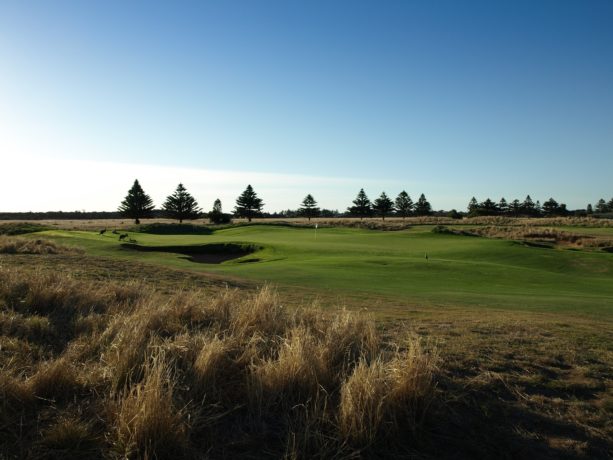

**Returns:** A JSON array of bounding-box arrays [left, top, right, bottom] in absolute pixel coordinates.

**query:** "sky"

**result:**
[[1, 0, 612, 212]]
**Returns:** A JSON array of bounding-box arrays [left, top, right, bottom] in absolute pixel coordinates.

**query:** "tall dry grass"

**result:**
[[0, 235, 83, 255], [0, 267, 438, 458]]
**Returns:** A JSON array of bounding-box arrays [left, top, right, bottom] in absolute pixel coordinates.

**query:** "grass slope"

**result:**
[[42, 225, 613, 316]]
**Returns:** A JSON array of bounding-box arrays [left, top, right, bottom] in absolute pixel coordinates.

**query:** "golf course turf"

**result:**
[[39, 223, 613, 317]]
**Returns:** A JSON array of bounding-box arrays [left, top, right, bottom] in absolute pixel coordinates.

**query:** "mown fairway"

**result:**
[[43, 224, 613, 316]]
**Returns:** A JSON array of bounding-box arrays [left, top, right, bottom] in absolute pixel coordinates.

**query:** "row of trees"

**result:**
[[118, 180, 612, 224], [119, 180, 265, 224], [467, 195, 569, 217], [346, 189, 432, 220], [468, 196, 613, 217]]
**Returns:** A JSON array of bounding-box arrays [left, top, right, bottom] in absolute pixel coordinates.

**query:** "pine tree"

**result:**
[[542, 198, 559, 216], [299, 194, 320, 221], [372, 192, 394, 220], [209, 198, 231, 224], [467, 197, 480, 216], [522, 195, 535, 216], [481, 198, 497, 215], [394, 191, 413, 219], [162, 183, 202, 223], [595, 198, 608, 213], [235, 185, 264, 222], [414, 194, 432, 216], [348, 189, 372, 220], [510, 199, 522, 216], [498, 198, 509, 215], [587, 203, 593, 215], [608, 198, 613, 212], [118, 179, 155, 224]]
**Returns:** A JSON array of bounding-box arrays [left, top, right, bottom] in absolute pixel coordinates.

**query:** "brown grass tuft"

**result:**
[[114, 354, 188, 459]]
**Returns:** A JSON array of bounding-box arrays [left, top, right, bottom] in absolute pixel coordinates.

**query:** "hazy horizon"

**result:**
[[1, 1, 612, 212]]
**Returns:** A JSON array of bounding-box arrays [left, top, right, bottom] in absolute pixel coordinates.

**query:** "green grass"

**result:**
[[40, 225, 613, 316]]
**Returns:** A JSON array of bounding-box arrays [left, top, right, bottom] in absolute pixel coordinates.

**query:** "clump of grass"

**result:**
[[39, 417, 100, 459], [0, 222, 50, 235], [0, 235, 83, 254], [0, 267, 438, 458], [28, 358, 81, 400], [114, 354, 188, 459]]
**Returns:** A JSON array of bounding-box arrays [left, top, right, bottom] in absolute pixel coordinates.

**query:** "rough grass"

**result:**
[[0, 235, 83, 255], [0, 267, 437, 459]]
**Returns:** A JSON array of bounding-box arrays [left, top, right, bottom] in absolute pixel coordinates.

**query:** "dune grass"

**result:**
[[0, 267, 437, 459]]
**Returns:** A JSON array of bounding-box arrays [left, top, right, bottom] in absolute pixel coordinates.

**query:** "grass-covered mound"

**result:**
[[0, 236, 83, 255], [136, 223, 213, 235], [121, 242, 262, 264], [0, 269, 437, 459], [0, 222, 50, 235]]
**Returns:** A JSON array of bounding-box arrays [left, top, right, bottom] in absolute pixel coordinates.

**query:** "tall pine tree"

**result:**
[[373, 192, 394, 220], [414, 194, 432, 216], [299, 194, 320, 221], [235, 185, 264, 222], [394, 191, 413, 219], [162, 183, 202, 223], [348, 189, 372, 220], [118, 179, 155, 224]]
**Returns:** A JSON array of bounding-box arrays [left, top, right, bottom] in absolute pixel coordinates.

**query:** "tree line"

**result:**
[[467, 196, 613, 217], [117, 180, 613, 224], [118, 180, 437, 224]]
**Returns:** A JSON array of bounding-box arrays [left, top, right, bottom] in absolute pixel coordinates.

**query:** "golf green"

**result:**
[[43, 225, 613, 316]]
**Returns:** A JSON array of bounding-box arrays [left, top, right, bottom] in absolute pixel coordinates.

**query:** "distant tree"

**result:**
[[209, 198, 231, 224], [587, 203, 593, 215], [348, 189, 372, 220], [447, 209, 462, 219], [414, 194, 432, 216], [394, 191, 413, 219], [372, 192, 394, 220], [320, 209, 339, 218], [480, 198, 498, 215], [235, 185, 264, 222], [521, 195, 536, 216], [535, 200, 542, 216], [299, 194, 320, 221], [118, 179, 155, 224], [542, 198, 559, 216], [468, 197, 479, 215], [595, 198, 608, 213], [498, 198, 509, 215], [608, 198, 613, 212], [509, 199, 522, 216], [162, 183, 202, 223]]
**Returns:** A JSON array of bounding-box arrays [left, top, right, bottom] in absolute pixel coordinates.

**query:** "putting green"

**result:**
[[42, 225, 613, 316]]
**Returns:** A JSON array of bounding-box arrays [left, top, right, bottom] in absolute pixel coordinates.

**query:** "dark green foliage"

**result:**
[[162, 183, 202, 223], [137, 223, 212, 235], [595, 198, 608, 214], [468, 197, 479, 215], [372, 192, 394, 220], [0, 223, 50, 235], [299, 194, 320, 221], [542, 198, 559, 216], [509, 199, 522, 216], [414, 194, 432, 216], [521, 195, 536, 216], [235, 185, 264, 222], [209, 199, 232, 224], [587, 204, 593, 214], [348, 189, 372, 220], [498, 198, 509, 214], [118, 179, 155, 224], [394, 191, 413, 219]]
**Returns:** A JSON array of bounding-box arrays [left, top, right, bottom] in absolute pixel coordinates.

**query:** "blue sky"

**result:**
[[1, 0, 612, 212]]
